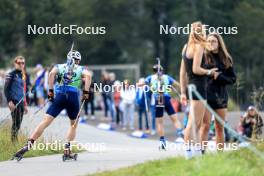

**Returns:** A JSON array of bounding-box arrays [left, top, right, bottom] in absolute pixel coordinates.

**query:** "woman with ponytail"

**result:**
[[179, 22, 218, 158]]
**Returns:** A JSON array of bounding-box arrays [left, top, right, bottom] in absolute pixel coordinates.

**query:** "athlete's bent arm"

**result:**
[[82, 69, 92, 91], [48, 67, 58, 89]]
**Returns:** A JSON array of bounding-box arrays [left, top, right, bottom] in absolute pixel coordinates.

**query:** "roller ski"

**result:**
[[11, 151, 24, 162], [62, 153, 78, 162], [62, 152, 78, 162], [62, 143, 78, 162]]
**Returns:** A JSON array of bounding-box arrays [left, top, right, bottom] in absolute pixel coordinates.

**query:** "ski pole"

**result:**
[[32, 100, 49, 115], [0, 92, 28, 126], [170, 85, 181, 99], [1, 88, 31, 121], [143, 89, 149, 112], [72, 100, 86, 128]]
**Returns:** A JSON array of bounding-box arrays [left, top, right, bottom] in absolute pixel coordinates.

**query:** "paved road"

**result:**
[[0, 107, 182, 176], [85, 110, 264, 141]]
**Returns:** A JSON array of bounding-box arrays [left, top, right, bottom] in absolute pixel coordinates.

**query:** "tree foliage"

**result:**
[[0, 0, 263, 105]]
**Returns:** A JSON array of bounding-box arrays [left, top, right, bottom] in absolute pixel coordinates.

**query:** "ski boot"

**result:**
[[11, 139, 34, 162], [159, 138, 167, 151], [62, 143, 78, 162]]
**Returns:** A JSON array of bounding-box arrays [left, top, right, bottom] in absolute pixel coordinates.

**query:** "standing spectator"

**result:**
[[101, 72, 109, 119], [24, 66, 32, 105], [113, 80, 122, 125], [83, 76, 96, 120], [4, 56, 28, 142], [120, 79, 136, 130], [242, 106, 263, 140], [106, 73, 116, 124], [34, 64, 46, 107], [203, 32, 236, 152], [0, 70, 5, 106], [136, 78, 150, 133]]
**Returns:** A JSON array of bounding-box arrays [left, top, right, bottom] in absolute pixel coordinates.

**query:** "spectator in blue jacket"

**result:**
[[4, 56, 28, 142], [136, 78, 150, 133]]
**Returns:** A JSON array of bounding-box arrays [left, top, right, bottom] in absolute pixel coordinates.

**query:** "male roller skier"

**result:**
[[145, 63, 182, 150], [13, 49, 91, 161]]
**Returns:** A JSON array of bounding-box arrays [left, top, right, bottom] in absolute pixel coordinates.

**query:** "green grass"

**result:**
[[90, 143, 264, 176], [0, 124, 82, 161]]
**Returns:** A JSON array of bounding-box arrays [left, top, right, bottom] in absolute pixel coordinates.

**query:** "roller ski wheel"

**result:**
[[11, 154, 23, 162], [62, 153, 78, 162]]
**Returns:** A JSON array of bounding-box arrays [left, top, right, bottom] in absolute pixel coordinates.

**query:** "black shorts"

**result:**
[[46, 91, 80, 120], [207, 86, 228, 109], [187, 81, 207, 100], [155, 96, 176, 118]]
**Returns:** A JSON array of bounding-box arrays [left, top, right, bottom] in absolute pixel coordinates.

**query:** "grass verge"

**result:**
[[90, 143, 264, 176], [0, 124, 82, 161]]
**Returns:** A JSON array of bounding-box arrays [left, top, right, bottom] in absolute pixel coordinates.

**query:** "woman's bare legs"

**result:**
[[184, 100, 206, 148], [30, 114, 54, 140], [214, 108, 226, 151], [200, 110, 212, 153]]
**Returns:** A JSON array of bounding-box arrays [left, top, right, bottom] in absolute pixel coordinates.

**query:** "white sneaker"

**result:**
[[151, 130, 156, 135], [185, 150, 193, 160], [91, 115, 95, 120]]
